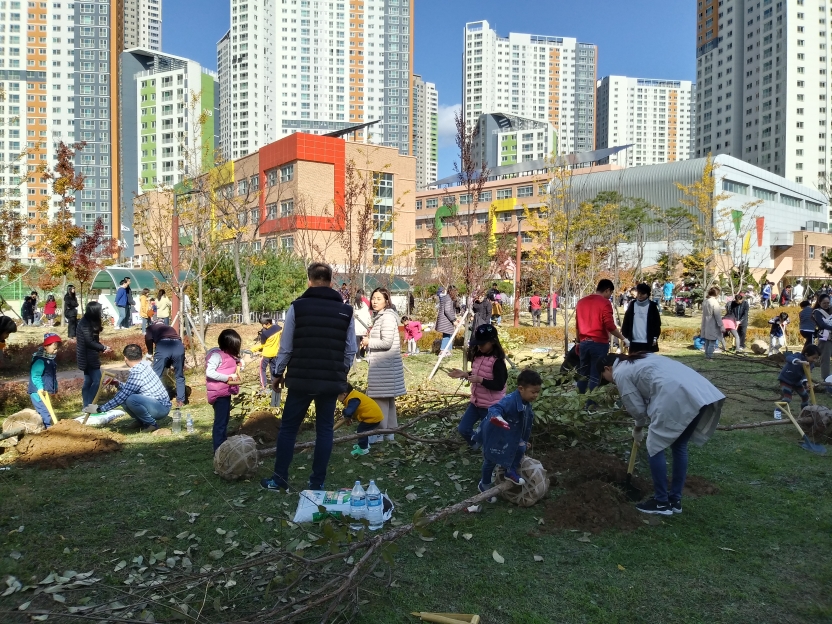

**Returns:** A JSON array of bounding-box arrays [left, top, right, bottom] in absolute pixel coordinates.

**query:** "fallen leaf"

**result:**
[[208, 550, 224, 560], [178, 490, 191, 497], [404, 485, 415, 491], [134, 530, 148, 538], [533, 555, 544, 562], [216, 528, 227, 535], [161, 516, 175, 521], [577, 533, 591, 543], [417, 535, 435, 542], [492, 550, 505, 564], [224, 579, 237, 588], [463, 533, 473, 541], [718, 547, 736, 552], [453, 531, 459, 539], [405, 493, 418, 502], [176, 531, 190, 539], [617, 564, 626, 571], [9, 551, 22, 560], [187, 513, 200, 523], [114, 560, 127, 572], [52, 593, 66, 603], [18, 601, 30, 611], [414, 547, 426, 558], [454, 483, 462, 492]]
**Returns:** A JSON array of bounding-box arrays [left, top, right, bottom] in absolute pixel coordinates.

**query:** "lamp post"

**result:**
[[513, 215, 525, 328], [171, 188, 198, 336]]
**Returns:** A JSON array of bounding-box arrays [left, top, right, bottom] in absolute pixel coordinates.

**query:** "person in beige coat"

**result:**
[[361, 288, 406, 442], [700, 286, 725, 360]]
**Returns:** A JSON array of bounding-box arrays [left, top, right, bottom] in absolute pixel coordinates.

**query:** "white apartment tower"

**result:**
[[412, 74, 437, 189], [462, 20, 597, 156], [217, 0, 414, 162], [596, 76, 696, 167], [1, 0, 122, 263], [123, 0, 162, 51], [694, 0, 832, 186]]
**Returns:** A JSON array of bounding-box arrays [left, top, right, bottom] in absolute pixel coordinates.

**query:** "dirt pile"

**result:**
[[536, 448, 719, 534], [16, 420, 123, 469], [543, 480, 643, 534], [238, 410, 282, 445]]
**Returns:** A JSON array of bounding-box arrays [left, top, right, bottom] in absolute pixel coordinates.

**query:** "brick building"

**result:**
[[770, 230, 832, 284]]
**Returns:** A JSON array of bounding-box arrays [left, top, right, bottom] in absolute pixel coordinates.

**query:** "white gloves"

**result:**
[[622, 338, 631, 349], [83, 404, 100, 414], [632, 427, 644, 444]]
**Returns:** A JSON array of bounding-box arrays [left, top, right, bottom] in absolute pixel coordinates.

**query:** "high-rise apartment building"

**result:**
[[470, 113, 556, 170], [596, 76, 696, 167], [694, 0, 831, 186], [1, 0, 121, 263], [462, 20, 597, 156], [412, 74, 437, 189], [123, 0, 162, 51], [217, 0, 414, 162], [121, 49, 218, 254]]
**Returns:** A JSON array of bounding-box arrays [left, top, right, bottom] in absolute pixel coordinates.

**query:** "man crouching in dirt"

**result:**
[[82, 344, 172, 433]]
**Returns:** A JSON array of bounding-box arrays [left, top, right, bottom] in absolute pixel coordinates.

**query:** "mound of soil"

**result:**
[[238, 410, 282, 445], [539, 448, 650, 493], [151, 427, 172, 437], [543, 480, 644, 534], [16, 420, 123, 469]]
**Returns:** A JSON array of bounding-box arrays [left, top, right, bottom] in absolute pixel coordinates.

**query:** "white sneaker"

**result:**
[[773, 409, 783, 420]]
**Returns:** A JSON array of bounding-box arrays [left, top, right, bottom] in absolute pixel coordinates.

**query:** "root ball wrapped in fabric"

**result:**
[[213, 435, 259, 481], [3, 409, 46, 436], [750, 339, 768, 355], [494, 455, 550, 507]]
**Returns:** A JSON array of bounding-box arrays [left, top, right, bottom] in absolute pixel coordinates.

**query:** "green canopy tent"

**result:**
[[90, 269, 190, 293], [348, 273, 411, 294]]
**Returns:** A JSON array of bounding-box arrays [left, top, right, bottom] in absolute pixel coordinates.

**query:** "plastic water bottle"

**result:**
[[186, 412, 194, 434], [349, 480, 366, 530], [366, 480, 383, 531], [172, 409, 181, 434]]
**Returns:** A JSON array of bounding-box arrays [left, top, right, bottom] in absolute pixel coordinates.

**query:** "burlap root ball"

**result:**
[[750, 339, 768, 355], [494, 455, 550, 507], [3, 409, 46, 435], [213, 435, 259, 481]]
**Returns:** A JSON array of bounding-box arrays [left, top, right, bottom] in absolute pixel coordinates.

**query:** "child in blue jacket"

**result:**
[[29, 333, 61, 427], [774, 344, 820, 419], [474, 369, 542, 501]]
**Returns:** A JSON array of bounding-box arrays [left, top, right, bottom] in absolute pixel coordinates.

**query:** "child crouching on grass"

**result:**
[[450, 324, 507, 449], [768, 312, 789, 355], [29, 333, 61, 428], [774, 344, 820, 420], [337, 382, 384, 457], [474, 368, 542, 502], [207, 329, 242, 453]]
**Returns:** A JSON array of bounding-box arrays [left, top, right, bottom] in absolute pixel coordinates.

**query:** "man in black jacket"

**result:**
[[261, 263, 356, 492], [63, 285, 79, 339], [726, 293, 750, 353], [621, 283, 662, 353]]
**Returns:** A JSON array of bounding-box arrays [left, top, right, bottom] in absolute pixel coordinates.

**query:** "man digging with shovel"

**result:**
[[597, 352, 726, 516]]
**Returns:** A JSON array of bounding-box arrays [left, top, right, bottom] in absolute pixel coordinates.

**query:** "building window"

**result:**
[[780, 194, 802, 208], [496, 188, 512, 200], [517, 185, 533, 198], [280, 199, 294, 218], [426, 198, 438, 209], [753, 187, 777, 201], [477, 190, 492, 202], [722, 179, 749, 194], [810, 245, 816, 259], [266, 202, 277, 219], [280, 163, 294, 182], [281, 236, 294, 252]]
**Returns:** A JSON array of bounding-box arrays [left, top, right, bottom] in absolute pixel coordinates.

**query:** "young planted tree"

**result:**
[[652, 205, 696, 279], [675, 155, 729, 288], [712, 199, 764, 296], [32, 142, 87, 283]]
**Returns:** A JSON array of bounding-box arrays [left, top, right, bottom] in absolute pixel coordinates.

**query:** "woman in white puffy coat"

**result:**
[[361, 288, 406, 441]]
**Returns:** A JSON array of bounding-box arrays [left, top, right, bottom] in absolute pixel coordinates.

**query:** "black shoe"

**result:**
[[669, 499, 682, 514], [141, 424, 159, 433], [308, 482, 325, 491], [636, 498, 673, 516]]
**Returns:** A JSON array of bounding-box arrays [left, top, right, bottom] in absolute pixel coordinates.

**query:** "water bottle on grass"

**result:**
[[186, 412, 194, 434], [366, 480, 383, 531], [349, 480, 366, 530], [172, 409, 182, 434]]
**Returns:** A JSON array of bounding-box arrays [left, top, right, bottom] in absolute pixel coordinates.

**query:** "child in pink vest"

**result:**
[[206, 328, 242, 453], [401, 315, 423, 355], [448, 324, 507, 449]]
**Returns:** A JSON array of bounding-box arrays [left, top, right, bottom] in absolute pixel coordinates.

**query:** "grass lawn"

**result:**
[[1, 327, 832, 622]]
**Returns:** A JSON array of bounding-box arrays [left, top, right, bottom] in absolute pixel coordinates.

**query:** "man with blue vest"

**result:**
[[261, 263, 357, 492], [29, 333, 61, 428]]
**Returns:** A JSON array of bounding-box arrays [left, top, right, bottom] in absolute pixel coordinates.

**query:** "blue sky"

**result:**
[[162, 0, 696, 178]]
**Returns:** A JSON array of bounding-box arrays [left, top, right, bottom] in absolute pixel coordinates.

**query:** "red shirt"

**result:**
[[529, 295, 542, 310], [576, 294, 616, 343]]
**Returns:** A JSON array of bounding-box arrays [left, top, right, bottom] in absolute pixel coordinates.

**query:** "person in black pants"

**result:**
[[145, 319, 186, 407], [726, 293, 750, 353], [621, 283, 662, 353], [121, 277, 134, 329], [63, 285, 79, 339]]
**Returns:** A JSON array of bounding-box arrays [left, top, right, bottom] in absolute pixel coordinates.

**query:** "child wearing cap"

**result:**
[[337, 382, 384, 457], [29, 333, 61, 428], [448, 323, 507, 449]]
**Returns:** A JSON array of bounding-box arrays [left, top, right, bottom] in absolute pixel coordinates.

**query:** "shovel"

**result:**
[[619, 437, 643, 501], [775, 401, 827, 455]]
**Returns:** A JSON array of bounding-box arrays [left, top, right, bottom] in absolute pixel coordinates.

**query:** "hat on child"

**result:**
[[470, 324, 499, 346], [43, 333, 62, 346]]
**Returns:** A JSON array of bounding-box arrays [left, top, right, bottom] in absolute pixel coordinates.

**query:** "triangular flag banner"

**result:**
[[756, 216, 765, 247], [743, 231, 752, 256], [731, 210, 743, 235]]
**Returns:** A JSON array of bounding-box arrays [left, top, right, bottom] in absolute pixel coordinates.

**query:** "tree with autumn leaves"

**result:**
[[32, 141, 118, 305]]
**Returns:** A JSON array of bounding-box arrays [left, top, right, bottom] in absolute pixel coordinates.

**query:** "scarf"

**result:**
[[635, 299, 650, 308], [32, 346, 57, 361]]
